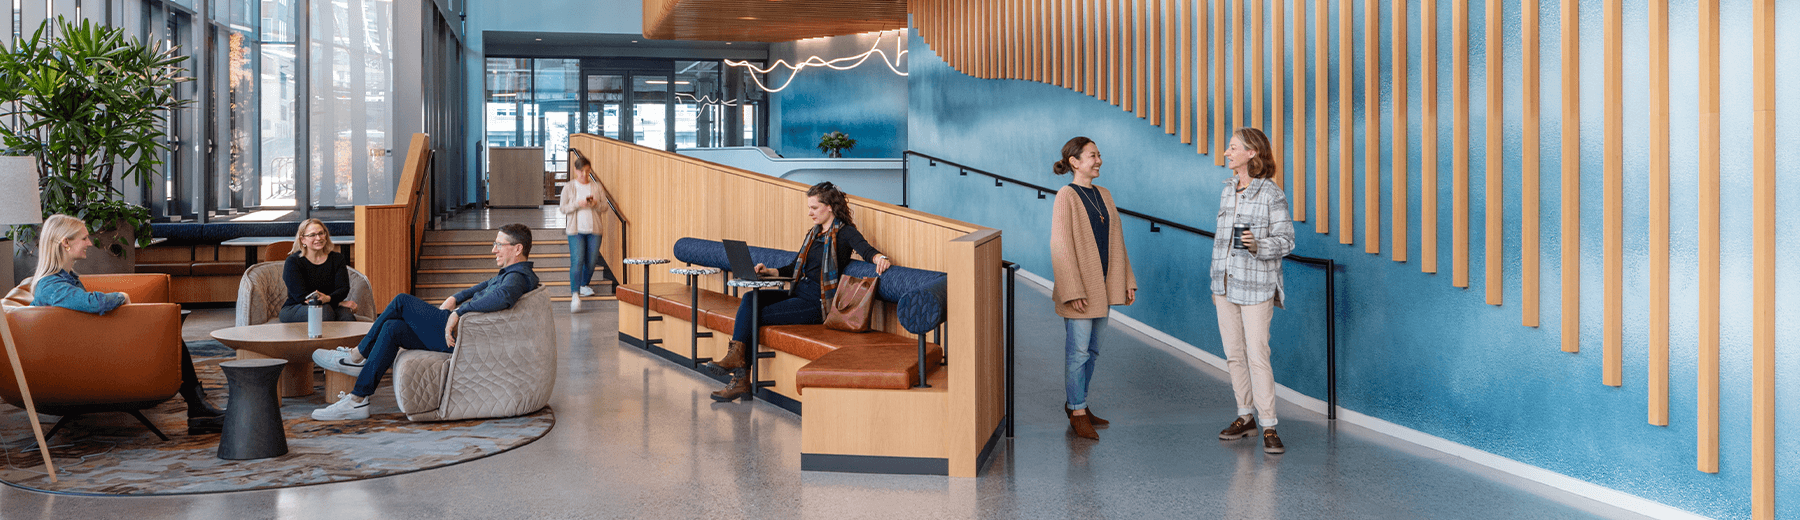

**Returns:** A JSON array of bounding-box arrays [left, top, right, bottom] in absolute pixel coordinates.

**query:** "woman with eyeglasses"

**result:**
[[279, 218, 358, 323]]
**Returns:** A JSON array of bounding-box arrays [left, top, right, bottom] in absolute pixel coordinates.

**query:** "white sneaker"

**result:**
[[570, 294, 582, 312], [312, 347, 364, 377], [578, 286, 596, 297], [311, 392, 370, 421]]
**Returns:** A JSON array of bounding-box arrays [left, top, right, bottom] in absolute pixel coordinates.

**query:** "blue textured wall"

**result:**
[[905, 1, 1796, 517], [769, 31, 910, 159]]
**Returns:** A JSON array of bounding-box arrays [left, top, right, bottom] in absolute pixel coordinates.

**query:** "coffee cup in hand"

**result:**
[[1232, 225, 1251, 250]]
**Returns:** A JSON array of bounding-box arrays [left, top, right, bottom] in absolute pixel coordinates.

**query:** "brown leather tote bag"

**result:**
[[823, 274, 881, 332]]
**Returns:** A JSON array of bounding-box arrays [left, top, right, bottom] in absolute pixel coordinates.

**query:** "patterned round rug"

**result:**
[[0, 340, 554, 495]]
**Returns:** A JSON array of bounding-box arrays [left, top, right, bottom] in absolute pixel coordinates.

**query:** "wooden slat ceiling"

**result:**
[[643, 0, 907, 42]]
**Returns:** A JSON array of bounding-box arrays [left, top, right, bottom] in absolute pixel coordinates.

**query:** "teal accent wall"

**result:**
[[903, 2, 1797, 517], [768, 31, 910, 159]]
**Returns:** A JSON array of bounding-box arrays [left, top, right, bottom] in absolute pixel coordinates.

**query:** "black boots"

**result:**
[[181, 382, 225, 434]]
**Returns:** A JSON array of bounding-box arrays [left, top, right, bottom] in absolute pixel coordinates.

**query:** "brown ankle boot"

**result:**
[[1065, 404, 1109, 427], [1069, 413, 1099, 440], [711, 341, 748, 371], [710, 373, 752, 402]]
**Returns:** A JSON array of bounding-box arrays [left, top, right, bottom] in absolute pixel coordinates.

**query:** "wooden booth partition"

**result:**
[[572, 134, 1006, 477], [355, 133, 432, 311]]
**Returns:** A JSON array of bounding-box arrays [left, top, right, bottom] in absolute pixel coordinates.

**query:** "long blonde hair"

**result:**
[[293, 218, 333, 255], [32, 214, 88, 291]]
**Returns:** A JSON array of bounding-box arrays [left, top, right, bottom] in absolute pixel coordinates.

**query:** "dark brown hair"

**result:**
[[568, 148, 595, 182], [1232, 128, 1278, 180], [1052, 136, 1096, 175], [500, 223, 533, 257], [807, 181, 854, 226]]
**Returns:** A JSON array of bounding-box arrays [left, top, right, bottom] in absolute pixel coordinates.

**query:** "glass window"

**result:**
[[309, 0, 394, 207], [485, 58, 528, 148], [633, 74, 670, 150], [533, 59, 579, 171]]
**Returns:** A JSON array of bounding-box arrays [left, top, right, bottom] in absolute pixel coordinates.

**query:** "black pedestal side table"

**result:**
[[218, 358, 289, 460]]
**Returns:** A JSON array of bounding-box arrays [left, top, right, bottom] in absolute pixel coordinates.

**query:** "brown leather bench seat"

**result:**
[[620, 281, 943, 390]]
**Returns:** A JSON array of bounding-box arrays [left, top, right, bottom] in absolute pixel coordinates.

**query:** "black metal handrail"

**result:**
[[905, 150, 1340, 420]]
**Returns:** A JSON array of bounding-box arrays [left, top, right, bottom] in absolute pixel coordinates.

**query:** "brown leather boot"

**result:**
[[710, 341, 749, 372], [1069, 413, 1099, 440], [710, 373, 753, 402], [1065, 404, 1109, 427]]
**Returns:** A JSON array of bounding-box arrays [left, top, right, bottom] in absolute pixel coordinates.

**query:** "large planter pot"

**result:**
[[74, 221, 137, 274]]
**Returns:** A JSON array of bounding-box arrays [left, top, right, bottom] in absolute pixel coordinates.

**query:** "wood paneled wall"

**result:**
[[909, 2, 1780, 510], [572, 134, 1003, 477]]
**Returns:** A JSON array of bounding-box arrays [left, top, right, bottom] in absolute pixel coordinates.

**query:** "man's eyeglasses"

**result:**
[[493, 241, 518, 248]]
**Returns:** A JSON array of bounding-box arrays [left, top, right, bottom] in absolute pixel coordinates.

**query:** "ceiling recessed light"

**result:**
[[726, 42, 732, 45], [739, 16, 757, 20], [631, 40, 639, 43], [534, 38, 542, 41]]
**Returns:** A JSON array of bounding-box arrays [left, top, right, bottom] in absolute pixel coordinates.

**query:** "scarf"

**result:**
[[789, 220, 843, 314]]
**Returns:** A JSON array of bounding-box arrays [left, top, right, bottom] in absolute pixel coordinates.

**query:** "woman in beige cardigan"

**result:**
[[1049, 136, 1136, 440], [560, 149, 613, 312]]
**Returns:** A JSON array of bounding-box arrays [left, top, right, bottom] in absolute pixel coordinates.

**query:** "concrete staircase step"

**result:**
[[424, 228, 565, 242]]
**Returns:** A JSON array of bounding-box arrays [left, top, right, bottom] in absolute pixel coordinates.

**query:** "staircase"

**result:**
[[413, 228, 615, 303]]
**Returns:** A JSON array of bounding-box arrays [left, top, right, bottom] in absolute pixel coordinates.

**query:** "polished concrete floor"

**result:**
[[0, 278, 1655, 519]]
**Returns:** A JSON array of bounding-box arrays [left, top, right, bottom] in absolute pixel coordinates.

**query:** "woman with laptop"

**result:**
[[706, 181, 893, 402]]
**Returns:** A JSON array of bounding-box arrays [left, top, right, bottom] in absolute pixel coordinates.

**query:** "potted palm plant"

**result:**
[[0, 17, 192, 274]]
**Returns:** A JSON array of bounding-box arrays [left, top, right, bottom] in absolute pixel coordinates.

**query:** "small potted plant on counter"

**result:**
[[817, 131, 856, 158]]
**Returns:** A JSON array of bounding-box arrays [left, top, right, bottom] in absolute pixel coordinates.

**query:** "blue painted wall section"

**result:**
[[904, 0, 1796, 517], [769, 31, 909, 159]]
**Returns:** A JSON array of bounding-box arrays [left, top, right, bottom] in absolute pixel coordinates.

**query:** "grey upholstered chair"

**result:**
[[392, 285, 557, 421], [234, 260, 376, 327]]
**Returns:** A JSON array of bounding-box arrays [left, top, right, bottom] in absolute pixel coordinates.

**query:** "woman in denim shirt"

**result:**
[[29, 214, 224, 433], [1210, 128, 1296, 454]]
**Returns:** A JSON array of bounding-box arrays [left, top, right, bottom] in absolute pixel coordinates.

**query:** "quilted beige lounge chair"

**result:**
[[234, 260, 376, 327], [392, 285, 557, 421]]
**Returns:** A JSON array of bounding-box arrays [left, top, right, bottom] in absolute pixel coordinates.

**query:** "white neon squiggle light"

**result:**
[[677, 93, 741, 106], [725, 32, 909, 93]]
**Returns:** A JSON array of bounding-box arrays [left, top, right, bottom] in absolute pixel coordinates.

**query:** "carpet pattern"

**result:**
[[0, 340, 554, 495]]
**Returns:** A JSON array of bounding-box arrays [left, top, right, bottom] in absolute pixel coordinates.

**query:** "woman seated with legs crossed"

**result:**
[[278, 218, 358, 323], [706, 182, 894, 402], [27, 215, 225, 433]]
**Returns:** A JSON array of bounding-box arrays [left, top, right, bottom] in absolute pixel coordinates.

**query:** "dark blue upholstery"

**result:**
[[671, 237, 949, 334], [151, 221, 355, 246]]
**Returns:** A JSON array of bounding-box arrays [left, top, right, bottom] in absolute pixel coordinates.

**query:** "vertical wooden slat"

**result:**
[[1392, 0, 1407, 261], [1200, 0, 1213, 154], [1087, 0, 1099, 97], [1181, 0, 1194, 143], [1101, 0, 1113, 102], [1115, 0, 1126, 106], [1291, 0, 1308, 220], [1214, 0, 1227, 163], [1521, 0, 1539, 325], [1647, 0, 1669, 425], [1452, 0, 1469, 286], [1062, 0, 1074, 89], [1151, 0, 1163, 125], [1750, 0, 1775, 516], [1485, 0, 1504, 303], [1272, 0, 1286, 189], [1421, 0, 1438, 273], [1313, 0, 1328, 234], [1363, 0, 1378, 253], [1602, 0, 1622, 386], [1233, 0, 1245, 131], [1337, 0, 1351, 245], [1124, 0, 1137, 112], [1137, 0, 1149, 117], [1251, 0, 1263, 131], [1696, 0, 1719, 475], [1560, 0, 1579, 353]]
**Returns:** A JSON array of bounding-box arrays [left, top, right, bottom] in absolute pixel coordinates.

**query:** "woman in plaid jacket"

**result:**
[[1211, 128, 1297, 454]]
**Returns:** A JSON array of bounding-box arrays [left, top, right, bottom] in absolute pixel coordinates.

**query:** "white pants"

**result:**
[[1213, 294, 1277, 426]]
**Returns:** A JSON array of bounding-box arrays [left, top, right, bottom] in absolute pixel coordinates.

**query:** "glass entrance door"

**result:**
[[631, 74, 672, 150], [584, 74, 624, 140]]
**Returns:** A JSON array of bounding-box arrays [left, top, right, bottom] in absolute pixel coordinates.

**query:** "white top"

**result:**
[[558, 175, 607, 235]]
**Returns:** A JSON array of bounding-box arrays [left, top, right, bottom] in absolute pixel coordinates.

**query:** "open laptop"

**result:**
[[723, 239, 794, 282]]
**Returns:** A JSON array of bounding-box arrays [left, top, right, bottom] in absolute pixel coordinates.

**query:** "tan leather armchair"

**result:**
[[1, 274, 184, 440], [234, 260, 374, 327]]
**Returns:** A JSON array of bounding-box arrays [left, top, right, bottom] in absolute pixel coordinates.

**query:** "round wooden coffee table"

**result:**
[[211, 322, 373, 397]]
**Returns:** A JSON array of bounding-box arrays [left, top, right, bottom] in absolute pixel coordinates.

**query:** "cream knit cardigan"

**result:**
[[1050, 183, 1136, 319]]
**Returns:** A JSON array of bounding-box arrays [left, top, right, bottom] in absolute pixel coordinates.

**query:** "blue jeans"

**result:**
[[568, 233, 600, 291], [352, 294, 454, 397], [1064, 317, 1107, 410], [729, 289, 822, 347]]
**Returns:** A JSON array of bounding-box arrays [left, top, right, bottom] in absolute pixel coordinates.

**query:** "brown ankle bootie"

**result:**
[[710, 373, 753, 402], [1069, 413, 1099, 440], [1065, 404, 1109, 427], [711, 341, 749, 372]]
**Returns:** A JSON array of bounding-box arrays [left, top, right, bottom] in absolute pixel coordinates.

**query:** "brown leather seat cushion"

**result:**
[[136, 263, 192, 276], [648, 289, 740, 333], [190, 262, 246, 276], [614, 282, 689, 308], [762, 325, 916, 361], [795, 343, 945, 394]]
